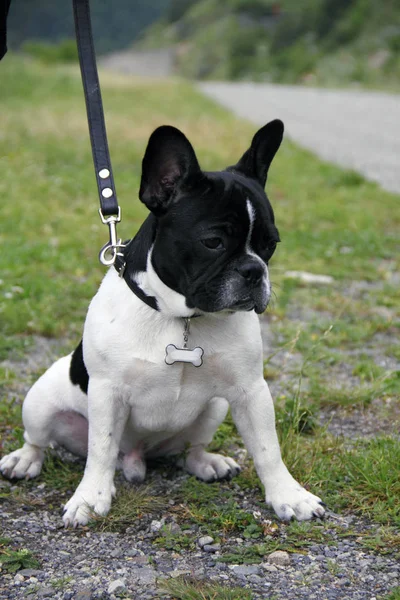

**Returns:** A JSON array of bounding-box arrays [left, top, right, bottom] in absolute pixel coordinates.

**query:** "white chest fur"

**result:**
[[81, 269, 264, 434]]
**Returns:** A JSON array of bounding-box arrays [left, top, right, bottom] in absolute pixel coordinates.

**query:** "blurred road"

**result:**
[[100, 49, 174, 77], [198, 82, 400, 194]]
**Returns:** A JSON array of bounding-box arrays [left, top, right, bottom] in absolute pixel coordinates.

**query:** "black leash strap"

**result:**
[[0, 0, 12, 61], [73, 0, 124, 265]]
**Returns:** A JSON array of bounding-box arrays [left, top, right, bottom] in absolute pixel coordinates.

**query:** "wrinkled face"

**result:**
[[138, 120, 284, 315], [151, 172, 279, 314]]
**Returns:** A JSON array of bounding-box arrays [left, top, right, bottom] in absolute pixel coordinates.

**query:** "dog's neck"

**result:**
[[135, 250, 200, 318], [114, 217, 200, 318]]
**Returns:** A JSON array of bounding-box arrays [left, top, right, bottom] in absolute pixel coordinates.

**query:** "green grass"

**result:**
[[40, 452, 84, 490], [216, 521, 336, 564], [158, 577, 254, 600], [0, 399, 23, 451], [154, 527, 196, 552], [385, 588, 400, 600], [361, 528, 400, 559], [50, 576, 74, 590], [175, 477, 266, 538], [277, 432, 400, 527], [0, 56, 399, 561], [1, 56, 399, 339], [92, 484, 166, 533]]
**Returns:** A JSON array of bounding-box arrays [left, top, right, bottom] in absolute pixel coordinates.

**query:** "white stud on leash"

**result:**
[[165, 317, 204, 367], [165, 344, 204, 367]]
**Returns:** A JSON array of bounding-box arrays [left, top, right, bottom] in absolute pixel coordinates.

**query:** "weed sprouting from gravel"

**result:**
[[0, 538, 40, 574], [158, 576, 254, 600]]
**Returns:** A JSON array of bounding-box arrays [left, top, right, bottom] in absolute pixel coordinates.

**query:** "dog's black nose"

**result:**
[[237, 261, 264, 286]]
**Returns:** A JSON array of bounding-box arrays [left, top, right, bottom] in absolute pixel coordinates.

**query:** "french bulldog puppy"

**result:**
[[0, 121, 325, 526]]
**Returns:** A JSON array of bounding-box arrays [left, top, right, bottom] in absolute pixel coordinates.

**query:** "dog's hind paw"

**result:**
[[0, 444, 44, 480], [183, 449, 241, 482]]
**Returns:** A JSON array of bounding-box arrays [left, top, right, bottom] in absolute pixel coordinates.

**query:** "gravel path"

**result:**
[[198, 82, 400, 194], [1, 476, 399, 600]]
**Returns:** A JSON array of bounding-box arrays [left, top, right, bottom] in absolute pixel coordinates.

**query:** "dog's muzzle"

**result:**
[[235, 259, 270, 313]]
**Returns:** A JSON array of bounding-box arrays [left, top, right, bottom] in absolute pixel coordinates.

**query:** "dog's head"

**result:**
[[138, 121, 283, 315]]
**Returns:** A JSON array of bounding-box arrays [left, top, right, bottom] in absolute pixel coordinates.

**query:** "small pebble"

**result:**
[[203, 544, 221, 553], [230, 565, 260, 577], [108, 579, 126, 594], [197, 535, 214, 548], [74, 592, 92, 600], [170, 569, 192, 578], [150, 519, 164, 532], [268, 550, 291, 566], [37, 588, 54, 598], [262, 563, 278, 573], [18, 569, 44, 578]]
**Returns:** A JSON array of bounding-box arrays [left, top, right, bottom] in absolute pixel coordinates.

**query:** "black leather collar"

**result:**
[[114, 238, 203, 318], [114, 248, 159, 311]]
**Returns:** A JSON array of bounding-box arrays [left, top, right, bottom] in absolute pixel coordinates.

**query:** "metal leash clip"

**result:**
[[98, 207, 126, 266]]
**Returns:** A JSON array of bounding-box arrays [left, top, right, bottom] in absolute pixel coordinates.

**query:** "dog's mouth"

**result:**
[[186, 280, 270, 315], [230, 294, 269, 314], [230, 298, 256, 311]]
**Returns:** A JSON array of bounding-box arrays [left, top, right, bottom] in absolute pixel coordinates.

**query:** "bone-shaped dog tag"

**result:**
[[165, 344, 204, 368]]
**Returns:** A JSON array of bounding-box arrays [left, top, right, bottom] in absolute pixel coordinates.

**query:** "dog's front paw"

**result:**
[[266, 482, 325, 521], [63, 482, 116, 527], [184, 449, 241, 482]]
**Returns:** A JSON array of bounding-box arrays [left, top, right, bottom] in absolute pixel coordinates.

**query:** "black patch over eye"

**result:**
[[201, 237, 224, 250]]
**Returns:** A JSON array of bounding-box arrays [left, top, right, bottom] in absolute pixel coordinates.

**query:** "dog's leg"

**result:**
[[0, 398, 47, 479], [0, 354, 89, 481], [173, 398, 241, 481], [230, 381, 325, 521], [0, 364, 64, 480], [1, 410, 89, 480], [62, 379, 129, 527]]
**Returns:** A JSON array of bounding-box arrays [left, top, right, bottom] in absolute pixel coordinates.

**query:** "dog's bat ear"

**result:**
[[139, 125, 201, 215], [227, 119, 284, 188]]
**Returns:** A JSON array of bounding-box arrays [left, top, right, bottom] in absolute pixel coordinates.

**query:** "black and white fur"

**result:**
[[0, 121, 325, 526]]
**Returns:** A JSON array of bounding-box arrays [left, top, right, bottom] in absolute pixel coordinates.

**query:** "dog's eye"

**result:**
[[201, 237, 224, 250], [263, 242, 277, 261]]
